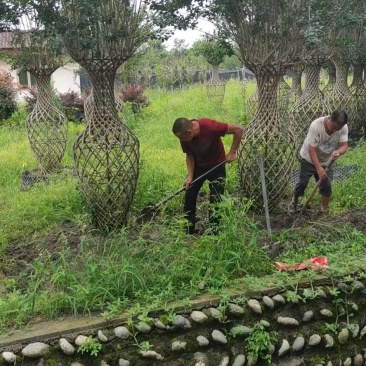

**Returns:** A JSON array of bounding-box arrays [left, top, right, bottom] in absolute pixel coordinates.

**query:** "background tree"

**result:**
[[34, 0, 158, 230], [172, 38, 189, 57], [191, 32, 234, 104], [211, 0, 310, 211], [191, 33, 234, 81], [8, 9, 68, 174]]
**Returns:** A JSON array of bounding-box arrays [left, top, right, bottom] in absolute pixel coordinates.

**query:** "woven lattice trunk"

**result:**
[[288, 64, 303, 108], [290, 62, 330, 157], [326, 58, 352, 111], [322, 62, 336, 96], [247, 77, 290, 124], [73, 67, 139, 230], [25, 72, 68, 174], [348, 63, 366, 142], [246, 84, 258, 121], [114, 87, 124, 114], [84, 91, 93, 123], [350, 64, 363, 92], [277, 76, 291, 123], [238, 71, 296, 211], [206, 65, 225, 104]]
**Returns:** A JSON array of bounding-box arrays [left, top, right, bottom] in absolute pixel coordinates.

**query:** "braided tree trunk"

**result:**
[[277, 76, 291, 124], [247, 77, 290, 125], [326, 58, 352, 112], [238, 70, 296, 211], [348, 63, 366, 142], [83, 90, 93, 123], [73, 65, 139, 230], [206, 65, 225, 105], [25, 71, 68, 174], [114, 87, 124, 114], [288, 64, 303, 109], [290, 62, 330, 157], [322, 61, 336, 96], [246, 84, 258, 121], [241, 67, 247, 99], [350, 63, 363, 92]]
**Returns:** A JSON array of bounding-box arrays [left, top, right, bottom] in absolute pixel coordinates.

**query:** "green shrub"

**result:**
[[1, 104, 27, 129], [0, 86, 17, 123]]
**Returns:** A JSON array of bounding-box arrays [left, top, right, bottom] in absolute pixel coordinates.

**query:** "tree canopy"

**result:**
[[190, 32, 234, 66]]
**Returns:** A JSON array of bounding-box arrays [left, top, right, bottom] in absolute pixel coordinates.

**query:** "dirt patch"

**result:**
[[256, 198, 366, 234], [1, 222, 83, 278]]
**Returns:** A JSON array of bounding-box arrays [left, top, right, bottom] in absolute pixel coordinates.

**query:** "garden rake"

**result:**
[[136, 160, 227, 224]]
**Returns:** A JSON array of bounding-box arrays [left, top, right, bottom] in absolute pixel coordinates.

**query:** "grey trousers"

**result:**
[[294, 159, 333, 197]]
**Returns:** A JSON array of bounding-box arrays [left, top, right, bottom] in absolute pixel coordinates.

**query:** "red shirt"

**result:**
[[180, 118, 228, 169]]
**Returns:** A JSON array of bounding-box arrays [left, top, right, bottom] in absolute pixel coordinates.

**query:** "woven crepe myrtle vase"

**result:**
[[238, 71, 296, 212], [73, 67, 139, 230], [348, 63, 366, 143], [289, 62, 330, 157], [206, 65, 225, 105], [25, 72, 68, 174], [246, 85, 258, 122], [288, 64, 303, 110], [325, 58, 352, 118], [322, 61, 336, 97], [246, 77, 290, 125]]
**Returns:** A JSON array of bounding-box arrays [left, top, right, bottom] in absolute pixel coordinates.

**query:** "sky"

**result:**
[[163, 18, 216, 50]]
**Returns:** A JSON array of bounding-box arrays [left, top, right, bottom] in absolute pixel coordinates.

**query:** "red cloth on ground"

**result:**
[[274, 257, 329, 271]]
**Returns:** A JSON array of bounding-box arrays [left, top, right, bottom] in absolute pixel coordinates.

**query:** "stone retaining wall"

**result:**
[[1, 276, 366, 365]]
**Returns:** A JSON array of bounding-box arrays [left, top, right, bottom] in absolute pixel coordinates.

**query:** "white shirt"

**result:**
[[300, 116, 348, 166]]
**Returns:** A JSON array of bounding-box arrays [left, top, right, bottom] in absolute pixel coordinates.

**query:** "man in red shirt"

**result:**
[[172, 117, 243, 234]]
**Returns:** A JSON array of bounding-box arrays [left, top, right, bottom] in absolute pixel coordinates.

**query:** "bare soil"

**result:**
[[1, 222, 82, 278]]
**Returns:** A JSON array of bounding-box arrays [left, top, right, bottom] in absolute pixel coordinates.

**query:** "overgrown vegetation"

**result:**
[[0, 70, 17, 122], [0, 80, 366, 336]]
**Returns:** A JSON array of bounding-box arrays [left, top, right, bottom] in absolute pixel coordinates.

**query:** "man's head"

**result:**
[[172, 117, 194, 142], [328, 110, 348, 133]]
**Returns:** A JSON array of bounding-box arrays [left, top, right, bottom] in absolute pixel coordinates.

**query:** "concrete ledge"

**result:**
[[0, 272, 341, 351]]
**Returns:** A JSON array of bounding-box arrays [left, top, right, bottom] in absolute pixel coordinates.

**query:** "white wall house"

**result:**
[[0, 32, 81, 99]]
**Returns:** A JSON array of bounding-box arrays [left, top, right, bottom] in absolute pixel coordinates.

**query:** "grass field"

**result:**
[[1, 79, 366, 334]]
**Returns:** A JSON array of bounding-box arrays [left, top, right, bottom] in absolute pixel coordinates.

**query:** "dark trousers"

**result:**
[[184, 164, 226, 229], [294, 159, 333, 198]]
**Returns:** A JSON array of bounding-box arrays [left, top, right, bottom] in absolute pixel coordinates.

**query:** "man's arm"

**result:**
[[225, 123, 244, 162], [308, 145, 327, 180], [184, 153, 195, 189], [332, 141, 348, 160]]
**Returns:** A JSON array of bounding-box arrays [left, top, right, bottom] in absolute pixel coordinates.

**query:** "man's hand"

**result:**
[[183, 176, 193, 189], [316, 166, 327, 180], [332, 150, 340, 160], [226, 151, 237, 163]]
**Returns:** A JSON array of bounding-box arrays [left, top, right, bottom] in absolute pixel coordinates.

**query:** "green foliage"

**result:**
[[77, 337, 102, 357], [136, 341, 152, 352], [1, 104, 27, 129], [100, 297, 128, 320], [220, 54, 242, 69], [245, 322, 278, 365], [35, 0, 156, 64], [0, 86, 17, 122], [0, 80, 366, 336], [0, 69, 17, 122], [191, 33, 234, 66]]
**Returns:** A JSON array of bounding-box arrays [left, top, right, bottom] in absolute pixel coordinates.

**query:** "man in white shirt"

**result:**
[[291, 110, 348, 213]]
